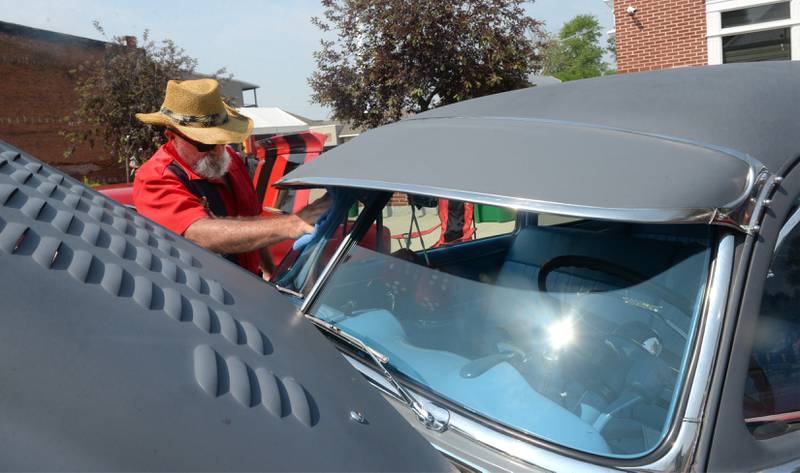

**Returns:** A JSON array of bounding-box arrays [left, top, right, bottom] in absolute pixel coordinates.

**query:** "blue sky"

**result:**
[[0, 0, 614, 118]]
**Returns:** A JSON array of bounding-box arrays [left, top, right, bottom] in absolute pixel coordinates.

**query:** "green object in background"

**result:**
[[348, 203, 359, 218], [475, 204, 515, 223]]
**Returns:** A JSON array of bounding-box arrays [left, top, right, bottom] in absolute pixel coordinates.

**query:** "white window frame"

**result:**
[[706, 0, 800, 64]]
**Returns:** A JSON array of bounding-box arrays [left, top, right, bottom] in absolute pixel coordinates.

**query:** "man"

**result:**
[[133, 78, 328, 276]]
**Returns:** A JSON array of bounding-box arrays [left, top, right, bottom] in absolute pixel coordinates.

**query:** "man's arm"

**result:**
[[259, 247, 275, 280], [183, 196, 329, 254]]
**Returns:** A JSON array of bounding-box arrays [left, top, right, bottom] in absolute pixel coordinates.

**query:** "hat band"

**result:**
[[160, 107, 229, 128]]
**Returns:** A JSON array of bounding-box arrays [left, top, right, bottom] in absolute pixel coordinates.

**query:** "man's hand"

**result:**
[[290, 195, 332, 237]]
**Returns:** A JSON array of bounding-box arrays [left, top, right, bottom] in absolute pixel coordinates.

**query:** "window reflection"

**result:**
[[745, 204, 800, 439], [723, 28, 791, 63]]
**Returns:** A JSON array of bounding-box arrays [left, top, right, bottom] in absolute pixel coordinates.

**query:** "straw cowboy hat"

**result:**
[[136, 78, 253, 144]]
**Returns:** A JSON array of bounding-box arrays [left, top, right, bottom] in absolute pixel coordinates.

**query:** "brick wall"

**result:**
[[614, 0, 708, 73], [390, 193, 409, 206], [0, 22, 125, 183]]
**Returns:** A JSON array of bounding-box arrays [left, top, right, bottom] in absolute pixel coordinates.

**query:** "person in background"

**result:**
[[133, 78, 328, 277]]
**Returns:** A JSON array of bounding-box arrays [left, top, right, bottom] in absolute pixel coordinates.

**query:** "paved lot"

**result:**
[[382, 207, 516, 252]]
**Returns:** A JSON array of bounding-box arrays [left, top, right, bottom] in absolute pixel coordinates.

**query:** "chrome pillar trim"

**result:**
[[344, 356, 617, 473], [683, 233, 735, 421], [714, 169, 781, 234], [299, 231, 354, 313], [628, 233, 735, 473]]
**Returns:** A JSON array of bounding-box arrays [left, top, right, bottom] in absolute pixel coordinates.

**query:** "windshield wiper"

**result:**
[[304, 313, 448, 432]]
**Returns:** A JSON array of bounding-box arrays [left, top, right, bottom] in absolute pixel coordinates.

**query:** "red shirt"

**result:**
[[133, 142, 262, 274]]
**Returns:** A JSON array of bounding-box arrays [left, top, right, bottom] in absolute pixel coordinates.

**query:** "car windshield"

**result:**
[[305, 194, 713, 459]]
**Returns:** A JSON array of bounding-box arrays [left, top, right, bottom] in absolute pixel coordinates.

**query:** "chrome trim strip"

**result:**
[[629, 233, 735, 472], [280, 177, 723, 225], [431, 444, 490, 473], [344, 356, 616, 472], [776, 201, 800, 249]]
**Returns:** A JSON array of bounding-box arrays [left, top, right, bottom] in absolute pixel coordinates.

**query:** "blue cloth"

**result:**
[[291, 188, 349, 251]]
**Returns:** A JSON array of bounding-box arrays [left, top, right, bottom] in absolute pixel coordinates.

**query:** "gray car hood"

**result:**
[[0, 140, 450, 472]]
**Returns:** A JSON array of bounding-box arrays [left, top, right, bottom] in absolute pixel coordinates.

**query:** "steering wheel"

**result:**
[[537, 255, 693, 337]]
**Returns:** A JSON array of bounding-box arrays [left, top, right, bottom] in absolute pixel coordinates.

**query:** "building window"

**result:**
[[723, 27, 791, 62], [722, 2, 791, 28], [707, 0, 800, 65]]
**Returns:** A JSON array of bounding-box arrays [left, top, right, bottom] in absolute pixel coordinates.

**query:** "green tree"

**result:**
[[63, 23, 229, 177], [543, 14, 610, 81], [309, 0, 546, 129]]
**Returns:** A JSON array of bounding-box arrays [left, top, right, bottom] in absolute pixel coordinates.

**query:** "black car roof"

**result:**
[[0, 140, 450, 471], [280, 62, 800, 226]]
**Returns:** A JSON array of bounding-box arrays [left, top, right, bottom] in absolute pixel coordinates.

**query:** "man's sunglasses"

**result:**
[[174, 131, 217, 152]]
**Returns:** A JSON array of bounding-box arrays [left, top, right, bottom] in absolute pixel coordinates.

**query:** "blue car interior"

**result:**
[[310, 211, 711, 458]]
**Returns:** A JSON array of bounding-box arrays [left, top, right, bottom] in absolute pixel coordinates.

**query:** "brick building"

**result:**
[[0, 21, 259, 183], [0, 21, 116, 180], [611, 0, 800, 73]]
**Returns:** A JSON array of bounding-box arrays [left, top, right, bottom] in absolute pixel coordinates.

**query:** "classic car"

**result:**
[[0, 140, 452, 471], [264, 61, 800, 472]]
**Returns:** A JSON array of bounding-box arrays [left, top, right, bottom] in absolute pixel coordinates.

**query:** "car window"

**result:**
[[387, 193, 517, 252], [744, 202, 800, 439], [307, 197, 713, 458], [271, 191, 368, 294]]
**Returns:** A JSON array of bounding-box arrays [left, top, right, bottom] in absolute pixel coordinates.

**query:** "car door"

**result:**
[[706, 160, 800, 472]]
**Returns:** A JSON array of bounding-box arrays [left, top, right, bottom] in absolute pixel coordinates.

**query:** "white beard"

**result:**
[[192, 148, 231, 180]]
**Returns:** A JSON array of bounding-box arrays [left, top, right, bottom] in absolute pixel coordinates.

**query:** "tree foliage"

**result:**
[[309, 0, 546, 129], [542, 14, 610, 81], [63, 23, 228, 173]]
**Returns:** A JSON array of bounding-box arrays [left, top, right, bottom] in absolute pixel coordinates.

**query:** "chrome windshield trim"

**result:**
[[281, 177, 721, 223], [344, 356, 617, 472], [430, 444, 490, 473], [629, 233, 735, 472]]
